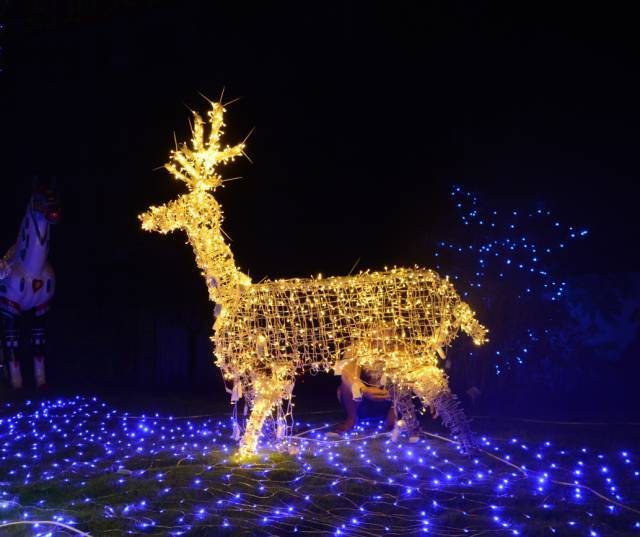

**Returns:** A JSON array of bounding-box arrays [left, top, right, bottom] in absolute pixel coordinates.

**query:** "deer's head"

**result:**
[[31, 176, 61, 224], [140, 100, 251, 303], [139, 101, 246, 235]]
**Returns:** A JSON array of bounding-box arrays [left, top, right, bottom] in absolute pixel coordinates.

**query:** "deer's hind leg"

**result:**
[[411, 364, 475, 452], [238, 375, 292, 458]]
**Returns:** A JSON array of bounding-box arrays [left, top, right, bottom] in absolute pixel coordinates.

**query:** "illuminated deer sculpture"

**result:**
[[140, 101, 488, 457]]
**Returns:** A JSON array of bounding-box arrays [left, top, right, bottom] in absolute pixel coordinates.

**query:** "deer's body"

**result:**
[[140, 101, 488, 456], [212, 268, 485, 455], [214, 267, 479, 380]]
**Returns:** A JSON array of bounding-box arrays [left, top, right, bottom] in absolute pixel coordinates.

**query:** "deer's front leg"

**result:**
[[238, 375, 291, 458]]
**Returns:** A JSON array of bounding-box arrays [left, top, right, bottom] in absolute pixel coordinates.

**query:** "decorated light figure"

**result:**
[[140, 100, 488, 457], [1, 177, 61, 390]]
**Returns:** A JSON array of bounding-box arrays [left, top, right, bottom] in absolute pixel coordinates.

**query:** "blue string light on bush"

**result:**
[[434, 186, 588, 374]]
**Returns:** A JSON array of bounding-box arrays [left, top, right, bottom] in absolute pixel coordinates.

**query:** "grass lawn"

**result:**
[[0, 395, 639, 536]]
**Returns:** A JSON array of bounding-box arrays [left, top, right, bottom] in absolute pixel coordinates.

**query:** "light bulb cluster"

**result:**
[[435, 187, 588, 373], [140, 102, 487, 456], [0, 396, 637, 536]]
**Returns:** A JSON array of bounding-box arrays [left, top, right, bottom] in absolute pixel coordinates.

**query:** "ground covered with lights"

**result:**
[[0, 396, 639, 536]]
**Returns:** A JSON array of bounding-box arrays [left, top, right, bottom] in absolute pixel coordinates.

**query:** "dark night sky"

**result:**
[[0, 1, 638, 398]]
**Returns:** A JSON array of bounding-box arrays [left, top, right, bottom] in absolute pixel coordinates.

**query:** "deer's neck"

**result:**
[[187, 225, 250, 307], [15, 208, 50, 275]]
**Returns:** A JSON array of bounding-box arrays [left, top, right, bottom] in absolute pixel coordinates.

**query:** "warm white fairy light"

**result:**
[[140, 100, 488, 457]]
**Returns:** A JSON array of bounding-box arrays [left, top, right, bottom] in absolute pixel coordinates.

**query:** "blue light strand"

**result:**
[[0, 396, 637, 536], [437, 187, 588, 302], [435, 187, 588, 372]]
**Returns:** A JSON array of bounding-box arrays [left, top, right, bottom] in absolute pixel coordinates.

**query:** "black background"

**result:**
[[1, 1, 638, 413]]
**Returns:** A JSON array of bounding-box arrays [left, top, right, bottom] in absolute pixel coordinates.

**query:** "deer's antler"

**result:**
[[165, 102, 246, 192]]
